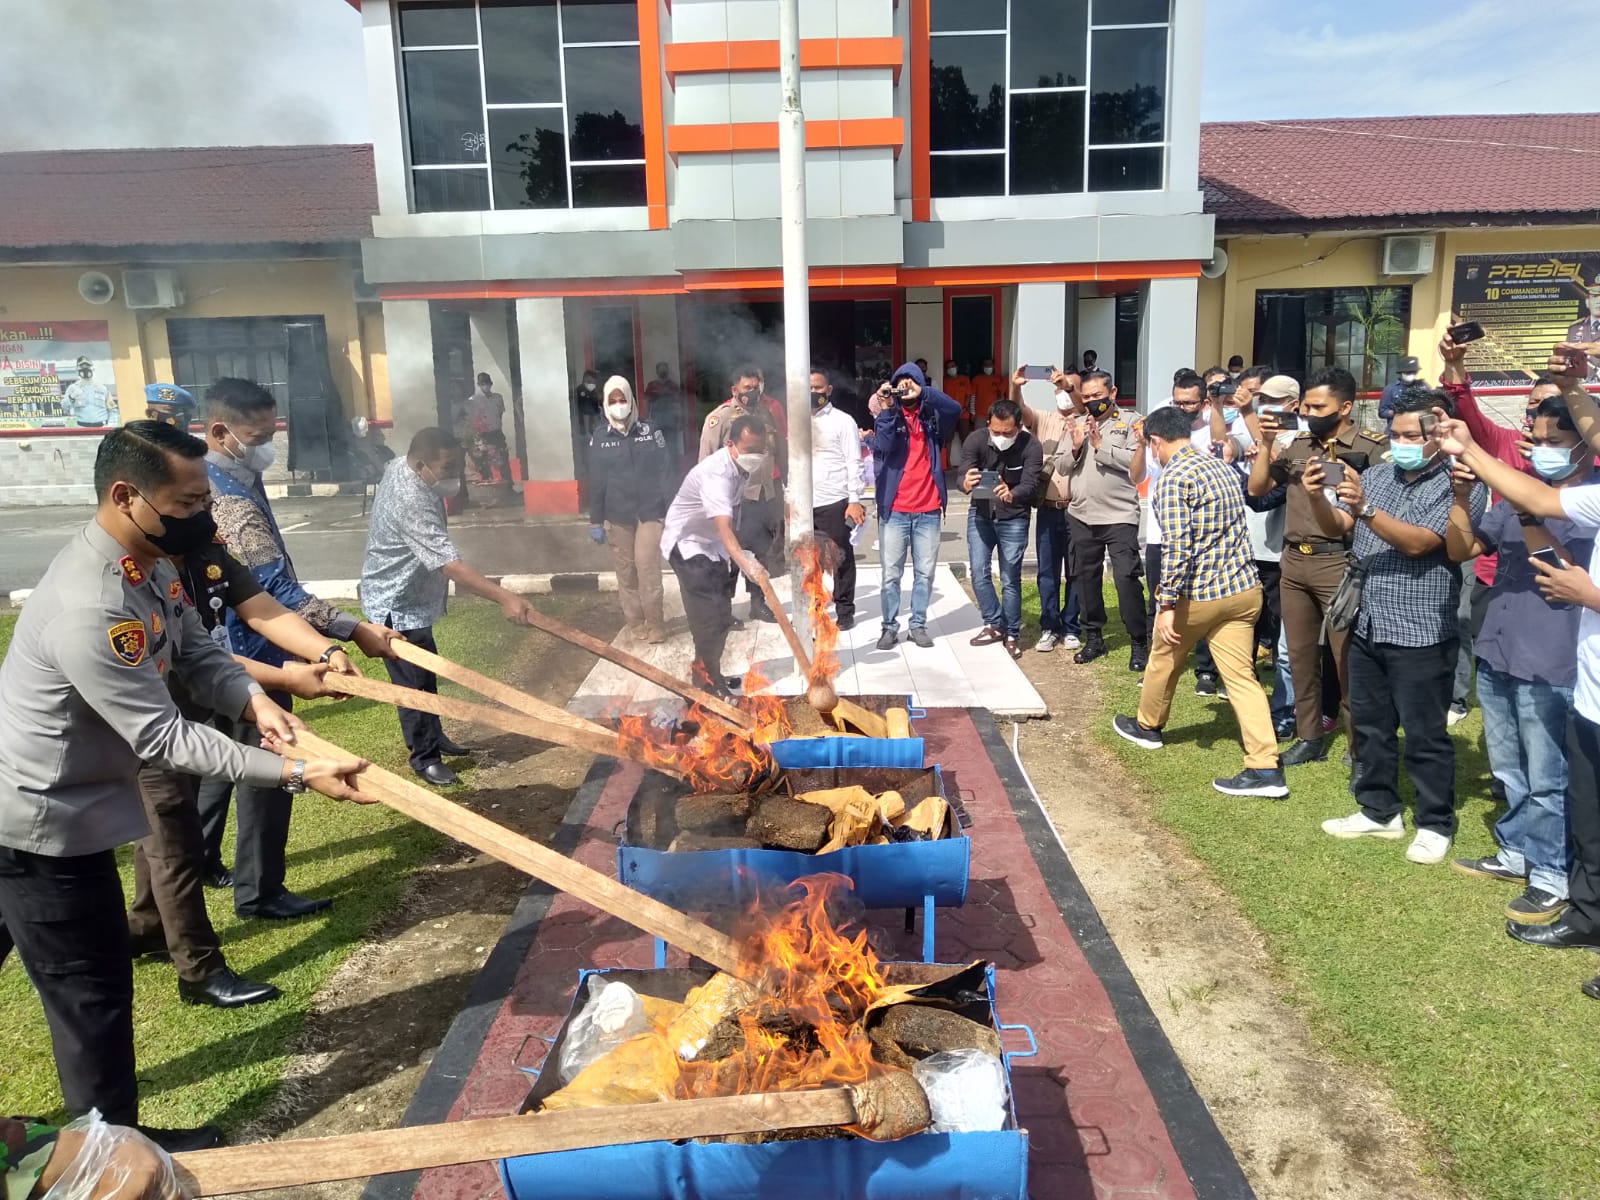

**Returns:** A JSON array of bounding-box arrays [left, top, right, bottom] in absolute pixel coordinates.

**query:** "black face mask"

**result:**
[[1086, 399, 1112, 419], [1305, 412, 1342, 439], [811, 391, 828, 408], [132, 494, 218, 557]]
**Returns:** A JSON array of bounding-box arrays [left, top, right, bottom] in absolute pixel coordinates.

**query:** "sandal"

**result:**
[[970, 626, 1004, 646]]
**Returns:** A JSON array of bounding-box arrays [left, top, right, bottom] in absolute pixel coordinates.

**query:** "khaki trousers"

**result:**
[[606, 519, 665, 633], [1137, 586, 1279, 771]]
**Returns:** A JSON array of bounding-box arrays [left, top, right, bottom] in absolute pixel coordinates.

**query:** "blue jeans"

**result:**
[[1271, 620, 1295, 721], [879, 510, 941, 632], [968, 508, 1029, 638], [1476, 661, 1574, 897], [1035, 506, 1081, 637]]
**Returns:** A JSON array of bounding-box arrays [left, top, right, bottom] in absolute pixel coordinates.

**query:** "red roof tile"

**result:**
[[1201, 114, 1600, 232], [0, 144, 376, 251]]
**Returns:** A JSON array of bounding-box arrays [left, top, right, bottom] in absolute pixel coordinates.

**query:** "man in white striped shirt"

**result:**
[[810, 369, 868, 629]]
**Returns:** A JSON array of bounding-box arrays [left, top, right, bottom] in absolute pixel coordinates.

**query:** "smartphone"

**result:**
[[1528, 545, 1563, 570], [1420, 412, 1438, 438], [1261, 406, 1301, 431], [973, 469, 1000, 499], [1319, 461, 1347, 487], [1020, 364, 1052, 381], [1447, 321, 1486, 344]]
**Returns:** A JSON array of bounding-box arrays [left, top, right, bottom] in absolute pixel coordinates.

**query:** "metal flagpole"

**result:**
[[777, 0, 814, 659]]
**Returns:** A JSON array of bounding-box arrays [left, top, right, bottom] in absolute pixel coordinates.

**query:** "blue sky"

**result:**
[[0, 0, 1592, 151]]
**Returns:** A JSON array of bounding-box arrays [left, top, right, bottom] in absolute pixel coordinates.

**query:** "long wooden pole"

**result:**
[[172, 1090, 858, 1196], [513, 607, 754, 730], [752, 578, 887, 738], [390, 640, 604, 734], [286, 729, 743, 975], [320, 673, 687, 781]]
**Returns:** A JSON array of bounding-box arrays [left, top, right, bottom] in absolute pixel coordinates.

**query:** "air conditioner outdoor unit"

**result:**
[[122, 268, 184, 310], [1382, 235, 1436, 276]]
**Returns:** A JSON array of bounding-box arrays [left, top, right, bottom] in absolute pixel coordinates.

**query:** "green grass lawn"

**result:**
[[0, 600, 537, 1129], [1019, 583, 1599, 1200]]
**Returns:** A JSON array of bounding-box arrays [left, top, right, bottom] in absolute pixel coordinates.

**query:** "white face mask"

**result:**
[[981, 366, 994, 375], [422, 463, 460, 499], [946, 367, 959, 378], [735, 451, 769, 477], [1055, 391, 1073, 412], [990, 432, 1017, 451], [605, 402, 633, 427], [1399, 373, 1417, 383], [226, 430, 276, 475]]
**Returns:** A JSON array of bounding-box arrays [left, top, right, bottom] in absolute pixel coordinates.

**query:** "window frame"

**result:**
[[942, 288, 1004, 378], [397, 0, 648, 214], [167, 315, 326, 407], [927, 0, 1171, 199]]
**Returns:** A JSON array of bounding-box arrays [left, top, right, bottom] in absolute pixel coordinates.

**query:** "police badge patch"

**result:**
[[168, 580, 183, 600], [108, 620, 148, 666], [654, 429, 666, 448], [205, 564, 223, 581]]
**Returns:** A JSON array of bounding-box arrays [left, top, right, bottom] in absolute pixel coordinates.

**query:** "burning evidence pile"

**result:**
[[533, 877, 1011, 1142]]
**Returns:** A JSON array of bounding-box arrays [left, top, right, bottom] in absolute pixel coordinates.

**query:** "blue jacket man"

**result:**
[[864, 363, 962, 649]]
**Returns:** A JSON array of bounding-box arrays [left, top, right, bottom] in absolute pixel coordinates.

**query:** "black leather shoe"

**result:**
[[204, 867, 234, 889], [436, 736, 474, 757], [750, 606, 779, 624], [128, 932, 170, 961], [415, 760, 458, 786], [1280, 738, 1328, 767], [1582, 974, 1600, 1001], [1128, 644, 1149, 672], [138, 1125, 225, 1153], [238, 892, 333, 920], [835, 611, 855, 631], [1505, 917, 1600, 950], [1073, 640, 1107, 664], [179, 967, 282, 1009]]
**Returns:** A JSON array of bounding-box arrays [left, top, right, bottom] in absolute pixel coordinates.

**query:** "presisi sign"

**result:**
[[1453, 252, 1600, 385]]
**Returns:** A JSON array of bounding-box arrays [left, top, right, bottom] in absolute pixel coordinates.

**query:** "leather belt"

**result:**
[[1040, 499, 1072, 510], [1289, 541, 1350, 556]]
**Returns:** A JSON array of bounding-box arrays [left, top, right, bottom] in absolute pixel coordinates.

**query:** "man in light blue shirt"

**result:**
[[360, 427, 537, 786]]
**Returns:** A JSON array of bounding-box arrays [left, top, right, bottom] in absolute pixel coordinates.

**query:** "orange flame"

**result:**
[[739, 662, 793, 743], [799, 541, 841, 690], [615, 702, 784, 795], [678, 874, 889, 1097]]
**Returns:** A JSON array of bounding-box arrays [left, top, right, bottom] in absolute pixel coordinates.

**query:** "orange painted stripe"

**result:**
[[681, 266, 901, 292], [899, 261, 1202, 287], [666, 118, 904, 157], [909, 0, 931, 223], [663, 37, 903, 81], [636, 0, 668, 231]]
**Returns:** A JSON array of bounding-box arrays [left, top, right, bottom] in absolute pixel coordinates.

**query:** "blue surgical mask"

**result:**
[[1389, 443, 1429, 471], [1531, 445, 1581, 482]]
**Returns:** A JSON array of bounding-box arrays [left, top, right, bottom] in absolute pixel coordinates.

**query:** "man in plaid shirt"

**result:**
[[1113, 407, 1288, 799]]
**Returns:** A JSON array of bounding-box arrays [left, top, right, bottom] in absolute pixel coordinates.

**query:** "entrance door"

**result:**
[[1254, 294, 1309, 377]]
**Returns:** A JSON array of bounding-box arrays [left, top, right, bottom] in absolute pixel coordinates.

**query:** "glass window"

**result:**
[[1253, 287, 1413, 392], [168, 317, 322, 406], [573, 164, 647, 207], [931, 154, 1004, 199], [1088, 146, 1162, 191], [1093, 0, 1168, 23], [565, 45, 645, 160], [561, 0, 638, 43], [929, 35, 1005, 152], [413, 168, 492, 212], [399, 1, 477, 46], [1011, 0, 1086, 90], [404, 50, 486, 165], [1011, 93, 1085, 195], [948, 295, 996, 376], [399, 0, 645, 212], [1089, 27, 1167, 144], [489, 110, 568, 208], [480, 1, 561, 104], [930, 0, 1004, 33]]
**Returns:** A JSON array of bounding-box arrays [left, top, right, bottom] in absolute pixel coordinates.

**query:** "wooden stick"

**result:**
[[286, 729, 743, 975], [172, 1089, 858, 1196], [754, 575, 813, 676], [390, 640, 607, 739], [320, 673, 686, 781], [753, 579, 887, 737], [513, 607, 754, 730]]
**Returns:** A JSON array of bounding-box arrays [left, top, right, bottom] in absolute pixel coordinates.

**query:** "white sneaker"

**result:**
[[1405, 829, 1453, 865], [1036, 632, 1061, 653], [1321, 812, 1405, 840], [1063, 634, 1082, 651]]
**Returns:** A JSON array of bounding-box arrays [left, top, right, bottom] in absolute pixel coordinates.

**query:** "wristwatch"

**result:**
[[285, 759, 307, 794], [1518, 514, 1545, 528], [1357, 501, 1378, 521], [317, 644, 343, 664], [1158, 601, 1178, 613]]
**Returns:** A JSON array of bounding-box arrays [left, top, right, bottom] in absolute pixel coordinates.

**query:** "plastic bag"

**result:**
[[557, 979, 650, 1084], [41, 1111, 184, 1200], [911, 1049, 1009, 1134]]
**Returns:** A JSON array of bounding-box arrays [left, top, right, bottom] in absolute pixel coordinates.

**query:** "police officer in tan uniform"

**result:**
[[0, 421, 370, 1149], [698, 364, 787, 622], [1242, 366, 1387, 766]]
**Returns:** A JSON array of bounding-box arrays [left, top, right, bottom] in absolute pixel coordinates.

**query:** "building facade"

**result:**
[[359, 0, 1212, 512], [0, 146, 384, 505]]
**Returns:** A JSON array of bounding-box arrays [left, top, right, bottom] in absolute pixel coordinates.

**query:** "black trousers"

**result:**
[[196, 691, 295, 912], [1255, 559, 1282, 652], [1348, 635, 1458, 836], [0, 846, 138, 1124], [380, 622, 445, 770], [1069, 517, 1146, 647], [736, 494, 784, 613], [129, 767, 225, 984], [1566, 711, 1600, 934], [812, 499, 857, 617], [1145, 543, 1214, 673], [670, 548, 738, 682]]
